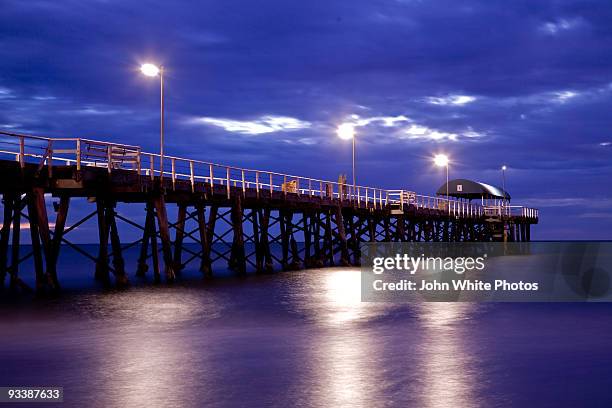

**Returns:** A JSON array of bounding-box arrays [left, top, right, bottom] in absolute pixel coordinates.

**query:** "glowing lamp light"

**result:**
[[433, 154, 449, 167], [140, 63, 160, 77], [501, 165, 507, 171], [336, 123, 355, 140]]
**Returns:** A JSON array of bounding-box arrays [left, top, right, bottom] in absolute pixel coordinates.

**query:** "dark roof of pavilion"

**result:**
[[436, 178, 510, 200]]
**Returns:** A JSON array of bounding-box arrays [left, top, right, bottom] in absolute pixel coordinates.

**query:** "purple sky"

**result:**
[[1, 0, 612, 239]]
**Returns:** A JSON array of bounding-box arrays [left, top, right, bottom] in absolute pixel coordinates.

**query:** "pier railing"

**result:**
[[484, 205, 538, 219], [0, 131, 538, 219]]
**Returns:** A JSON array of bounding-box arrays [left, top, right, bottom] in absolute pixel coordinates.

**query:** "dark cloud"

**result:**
[[1, 0, 612, 239]]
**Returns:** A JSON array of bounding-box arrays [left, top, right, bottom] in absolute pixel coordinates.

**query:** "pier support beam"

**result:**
[[229, 197, 246, 275], [323, 211, 334, 266], [107, 204, 128, 287], [204, 205, 218, 276], [312, 212, 323, 267], [152, 195, 176, 282], [368, 217, 376, 243], [27, 188, 59, 292], [27, 194, 46, 293], [95, 199, 110, 285], [0, 194, 15, 290], [252, 209, 264, 273], [196, 202, 212, 277], [173, 203, 187, 272], [286, 211, 301, 270], [302, 211, 312, 268], [258, 207, 274, 272], [136, 202, 155, 278], [94, 199, 128, 288], [334, 207, 350, 266], [52, 196, 70, 273], [526, 224, 531, 242], [10, 195, 22, 291], [279, 209, 289, 270]]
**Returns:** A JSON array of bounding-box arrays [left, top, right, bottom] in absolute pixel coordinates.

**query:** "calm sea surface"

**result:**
[[1, 246, 612, 407]]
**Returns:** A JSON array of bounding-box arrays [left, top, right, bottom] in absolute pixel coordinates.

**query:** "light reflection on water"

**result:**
[[416, 303, 479, 408], [316, 271, 378, 406], [317, 269, 382, 325], [95, 328, 195, 408], [72, 289, 223, 325], [1, 266, 612, 407]]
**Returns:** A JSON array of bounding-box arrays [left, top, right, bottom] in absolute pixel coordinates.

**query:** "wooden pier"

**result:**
[[0, 131, 538, 293]]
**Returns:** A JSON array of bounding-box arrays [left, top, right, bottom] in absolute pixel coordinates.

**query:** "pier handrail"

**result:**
[[0, 131, 539, 219]]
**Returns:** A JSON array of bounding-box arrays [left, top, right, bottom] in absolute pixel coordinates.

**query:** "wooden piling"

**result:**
[[108, 203, 128, 287], [52, 196, 70, 264], [259, 207, 274, 272], [195, 202, 212, 277], [252, 209, 264, 273], [508, 223, 515, 242], [409, 221, 415, 241], [10, 195, 22, 290], [173, 203, 187, 272], [286, 212, 301, 269], [136, 203, 154, 277], [368, 217, 376, 243], [324, 211, 334, 265], [396, 215, 405, 242], [204, 205, 218, 276], [526, 224, 531, 241], [152, 195, 176, 282], [150, 217, 161, 284], [383, 217, 391, 242], [31, 188, 60, 291], [278, 209, 288, 270], [347, 213, 359, 264], [27, 195, 46, 293], [95, 199, 110, 286], [334, 207, 350, 266], [302, 212, 312, 268], [312, 212, 323, 267], [0, 194, 14, 289], [229, 196, 246, 275], [442, 220, 449, 242]]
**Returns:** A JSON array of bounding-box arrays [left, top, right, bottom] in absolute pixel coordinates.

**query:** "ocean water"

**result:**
[[1, 246, 612, 407]]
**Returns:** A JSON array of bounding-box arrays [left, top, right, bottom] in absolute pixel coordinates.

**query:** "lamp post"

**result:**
[[434, 154, 450, 215], [337, 123, 356, 194], [501, 165, 507, 200], [140, 63, 165, 181]]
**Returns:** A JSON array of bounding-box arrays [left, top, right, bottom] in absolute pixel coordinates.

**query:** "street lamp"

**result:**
[[501, 165, 507, 206], [140, 63, 165, 181], [434, 154, 450, 215], [337, 123, 356, 192]]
